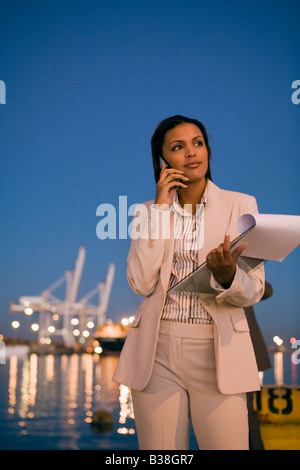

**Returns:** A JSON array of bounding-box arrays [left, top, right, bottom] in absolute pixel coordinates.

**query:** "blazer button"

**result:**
[[216, 298, 224, 304]]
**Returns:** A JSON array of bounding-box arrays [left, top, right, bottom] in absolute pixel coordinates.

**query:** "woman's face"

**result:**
[[161, 123, 208, 182]]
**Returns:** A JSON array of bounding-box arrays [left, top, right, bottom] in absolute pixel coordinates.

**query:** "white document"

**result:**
[[167, 213, 300, 295], [232, 213, 300, 262]]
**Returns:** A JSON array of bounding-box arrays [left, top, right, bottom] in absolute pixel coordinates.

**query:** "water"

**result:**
[[0, 351, 298, 450], [0, 353, 138, 450]]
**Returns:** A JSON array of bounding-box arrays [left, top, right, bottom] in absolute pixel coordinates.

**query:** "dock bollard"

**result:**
[[253, 386, 300, 450], [91, 410, 114, 433]]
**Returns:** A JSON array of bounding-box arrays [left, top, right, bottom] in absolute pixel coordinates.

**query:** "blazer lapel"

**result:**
[[198, 180, 231, 266], [160, 210, 175, 292]]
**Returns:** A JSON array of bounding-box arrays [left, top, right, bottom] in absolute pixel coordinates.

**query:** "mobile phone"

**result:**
[[159, 156, 171, 170], [159, 156, 182, 183]]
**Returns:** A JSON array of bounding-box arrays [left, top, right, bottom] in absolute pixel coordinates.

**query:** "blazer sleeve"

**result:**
[[210, 195, 265, 307], [126, 202, 170, 297]]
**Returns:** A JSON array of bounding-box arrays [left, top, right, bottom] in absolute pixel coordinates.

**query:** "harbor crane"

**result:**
[[10, 247, 115, 347]]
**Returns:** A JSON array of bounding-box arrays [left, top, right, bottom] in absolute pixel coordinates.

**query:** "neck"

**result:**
[[177, 178, 206, 214]]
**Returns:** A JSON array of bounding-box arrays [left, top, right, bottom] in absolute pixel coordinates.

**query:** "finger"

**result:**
[[162, 172, 189, 188], [160, 168, 186, 183], [163, 167, 185, 174], [223, 232, 231, 252], [206, 249, 217, 267], [222, 232, 234, 263], [231, 243, 248, 261], [167, 180, 188, 190], [159, 160, 168, 176], [206, 253, 213, 267], [164, 169, 187, 179], [166, 175, 189, 184], [215, 246, 225, 265]]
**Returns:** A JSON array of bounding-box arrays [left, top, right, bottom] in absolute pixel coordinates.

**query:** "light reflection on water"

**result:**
[[262, 351, 299, 387], [1, 353, 138, 450], [0, 351, 298, 450]]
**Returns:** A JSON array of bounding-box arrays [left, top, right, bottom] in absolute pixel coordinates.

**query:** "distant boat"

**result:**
[[94, 321, 129, 355]]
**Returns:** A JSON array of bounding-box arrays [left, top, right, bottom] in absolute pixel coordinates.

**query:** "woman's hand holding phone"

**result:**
[[155, 160, 189, 206]]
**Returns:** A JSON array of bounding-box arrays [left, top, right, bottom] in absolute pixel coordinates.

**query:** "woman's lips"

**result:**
[[185, 162, 200, 168]]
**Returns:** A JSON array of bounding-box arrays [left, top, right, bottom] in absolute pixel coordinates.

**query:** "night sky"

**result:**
[[1, 0, 299, 349]]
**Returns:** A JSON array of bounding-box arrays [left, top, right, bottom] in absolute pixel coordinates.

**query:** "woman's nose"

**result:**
[[185, 147, 196, 158]]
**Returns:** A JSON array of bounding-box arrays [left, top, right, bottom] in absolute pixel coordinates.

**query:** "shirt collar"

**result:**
[[172, 183, 207, 217]]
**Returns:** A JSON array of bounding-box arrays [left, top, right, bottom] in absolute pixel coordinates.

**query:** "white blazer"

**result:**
[[113, 180, 265, 394]]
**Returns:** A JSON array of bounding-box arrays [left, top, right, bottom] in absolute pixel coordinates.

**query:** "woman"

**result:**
[[113, 115, 265, 450]]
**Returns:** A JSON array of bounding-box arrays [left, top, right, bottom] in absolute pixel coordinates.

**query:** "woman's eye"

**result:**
[[171, 141, 203, 151], [172, 145, 182, 151]]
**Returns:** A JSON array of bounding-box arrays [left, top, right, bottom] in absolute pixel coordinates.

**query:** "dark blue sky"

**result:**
[[1, 0, 299, 347]]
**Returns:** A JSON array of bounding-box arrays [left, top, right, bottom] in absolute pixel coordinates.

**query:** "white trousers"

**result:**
[[131, 320, 249, 450]]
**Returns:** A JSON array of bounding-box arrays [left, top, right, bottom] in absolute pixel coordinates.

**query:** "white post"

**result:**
[[0, 340, 5, 364]]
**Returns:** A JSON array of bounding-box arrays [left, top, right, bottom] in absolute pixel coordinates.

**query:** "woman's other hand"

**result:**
[[206, 233, 248, 288]]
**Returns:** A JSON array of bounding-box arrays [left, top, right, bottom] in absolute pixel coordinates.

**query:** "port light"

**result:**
[[273, 336, 283, 346]]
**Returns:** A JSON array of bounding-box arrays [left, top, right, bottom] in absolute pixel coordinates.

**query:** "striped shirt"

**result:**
[[161, 187, 213, 324]]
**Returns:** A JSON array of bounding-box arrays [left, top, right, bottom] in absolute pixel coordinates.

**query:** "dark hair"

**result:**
[[151, 115, 212, 183]]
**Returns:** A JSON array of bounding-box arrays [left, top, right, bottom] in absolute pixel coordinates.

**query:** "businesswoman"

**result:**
[[113, 115, 265, 450]]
